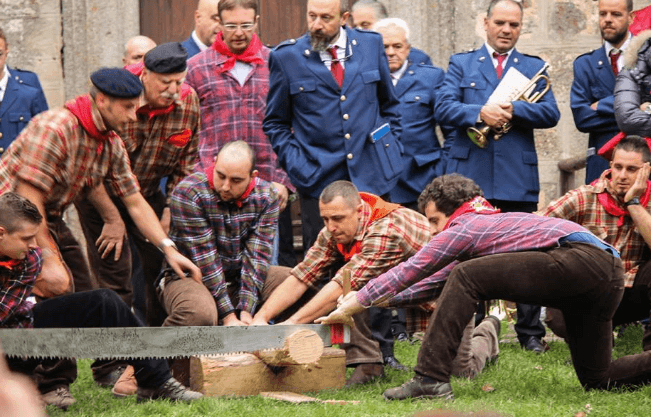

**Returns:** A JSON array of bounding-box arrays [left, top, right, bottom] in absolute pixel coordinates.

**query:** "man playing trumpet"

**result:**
[[434, 0, 560, 353]]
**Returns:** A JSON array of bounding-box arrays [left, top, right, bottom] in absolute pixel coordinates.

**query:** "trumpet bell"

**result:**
[[467, 125, 490, 148]]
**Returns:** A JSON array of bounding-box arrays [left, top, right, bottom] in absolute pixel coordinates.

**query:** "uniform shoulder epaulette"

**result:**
[[522, 53, 544, 61], [576, 49, 599, 60], [416, 63, 436, 69], [274, 38, 298, 50]]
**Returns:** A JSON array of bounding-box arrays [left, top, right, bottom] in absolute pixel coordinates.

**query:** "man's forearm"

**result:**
[[122, 192, 168, 248], [254, 275, 308, 323], [286, 280, 342, 324], [629, 205, 651, 249], [86, 184, 122, 223]]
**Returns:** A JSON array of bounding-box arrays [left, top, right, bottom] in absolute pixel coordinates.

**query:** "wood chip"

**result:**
[[482, 383, 495, 392]]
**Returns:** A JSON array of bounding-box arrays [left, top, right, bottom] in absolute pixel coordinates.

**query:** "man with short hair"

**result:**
[[317, 173, 651, 400], [541, 135, 651, 348], [182, 0, 221, 59], [436, 0, 560, 353], [571, 0, 633, 184], [350, 0, 431, 65], [0, 28, 48, 155], [0, 192, 202, 408], [252, 180, 432, 385], [122, 36, 157, 66]]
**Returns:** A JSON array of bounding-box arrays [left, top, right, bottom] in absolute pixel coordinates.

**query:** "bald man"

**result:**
[[182, 0, 221, 58], [122, 36, 156, 66], [158, 140, 288, 327]]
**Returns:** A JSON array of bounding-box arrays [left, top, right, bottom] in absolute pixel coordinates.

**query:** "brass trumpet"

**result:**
[[467, 63, 551, 148]]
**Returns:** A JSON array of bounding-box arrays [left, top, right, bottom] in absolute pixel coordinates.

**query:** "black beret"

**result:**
[[144, 42, 188, 74], [90, 67, 142, 98]]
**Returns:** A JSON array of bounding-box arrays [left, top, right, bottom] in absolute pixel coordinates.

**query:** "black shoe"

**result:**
[[136, 377, 203, 402], [94, 365, 126, 387], [521, 336, 548, 354], [384, 355, 409, 371], [345, 363, 385, 386], [396, 332, 409, 342], [383, 375, 454, 400]]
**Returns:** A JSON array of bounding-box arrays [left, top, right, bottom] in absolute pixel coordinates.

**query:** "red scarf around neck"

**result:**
[[125, 62, 192, 119], [205, 162, 256, 207], [336, 193, 401, 261], [595, 174, 651, 227], [443, 196, 501, 231], [65, 95, 112, 142], [0, 258, 20, 271], [211, 32, 265, 74]]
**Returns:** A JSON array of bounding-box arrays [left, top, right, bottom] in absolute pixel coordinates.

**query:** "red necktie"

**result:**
[[328, 46, 344, 88], [493, 52, 507, 79], [609, 49, 621, 76]]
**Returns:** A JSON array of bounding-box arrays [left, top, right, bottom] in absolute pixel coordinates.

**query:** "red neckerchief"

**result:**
[[443, 196, 501, 231], [205, 162, 256, 207], [336, 193, 401, 261], [0, 258, 20, 270], [598, 132, 651, 161], [211, 32, 265, 74], [65, 95, 112, 142], [125, 62, 192, 120], [594, 172, 651, 227]]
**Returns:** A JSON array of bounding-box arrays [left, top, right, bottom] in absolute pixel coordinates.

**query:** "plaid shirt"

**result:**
[[540, 175, 650, 287], [0, 249, 42, 329], [357, 212, 597, 308], [0, 96, 139, 216], [186, 47, 294, 190], [169, 172, 279, 317], [292, 202, 431, 291], [116, 87, 200, 199]]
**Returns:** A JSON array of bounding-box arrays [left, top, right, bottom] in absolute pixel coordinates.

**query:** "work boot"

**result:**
[[41, 386, 76, 410], [94, 365, 126, 387], [345, 363, 385, 386], [112, 365, 137, 397], [383, 375, 454, 400], [136, 377, 203, 402]]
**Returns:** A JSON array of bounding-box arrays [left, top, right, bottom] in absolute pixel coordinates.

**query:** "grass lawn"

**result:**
[[48, 324, 651, 417]]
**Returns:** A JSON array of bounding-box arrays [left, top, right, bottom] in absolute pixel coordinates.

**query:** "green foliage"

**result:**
[[48, 324, 651, 416]]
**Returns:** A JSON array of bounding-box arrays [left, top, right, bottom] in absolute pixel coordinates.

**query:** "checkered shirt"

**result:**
[[0, 96, 139, 216], [186, 47, 294, 190], [118, 88, 200, 200], [0, 249, 42, 329], [169, 172, 279, 317], [540, 176, 651, 287]]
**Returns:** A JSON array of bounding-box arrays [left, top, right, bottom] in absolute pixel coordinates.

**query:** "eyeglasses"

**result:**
[[222, 23, 256, 32]]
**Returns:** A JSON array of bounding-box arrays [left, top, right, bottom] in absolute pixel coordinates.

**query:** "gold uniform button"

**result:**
[[299, 86, 304, 91], [340, 95, 346, 101], [343, 114, 349, 120], [385, 143, 390, 148], [344, 133, 351, 139], [415, 96, 421, 101], [0, 147, 4, 153], [0, 132, 3, 139], [19, 116, 24, 121], [347, 153, 353, 160], [470, 82, 475, 87]]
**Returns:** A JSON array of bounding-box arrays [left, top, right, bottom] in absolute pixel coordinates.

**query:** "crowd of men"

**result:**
[[2, 0, 651, 413]]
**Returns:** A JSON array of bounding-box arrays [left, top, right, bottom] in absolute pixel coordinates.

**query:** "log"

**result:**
[[189, 347, 346, 397], [254, 329, 324, 366]]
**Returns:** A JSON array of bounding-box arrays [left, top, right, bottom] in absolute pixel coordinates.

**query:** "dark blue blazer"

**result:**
[[570, 45, 619, 183], [264, 27, 403, 198], [435, 46, 560, 203], [0, 71, 48, 154], [7, 67, 48, 111], [409, 48, 432, 66], [181, 37, 202, 59], [388, 62, 446, 204]]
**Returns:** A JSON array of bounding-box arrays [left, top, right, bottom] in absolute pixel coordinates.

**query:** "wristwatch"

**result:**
[[158, 238, 178, 253], [624, 197, 641, 207], [644, 106, 651, 115]]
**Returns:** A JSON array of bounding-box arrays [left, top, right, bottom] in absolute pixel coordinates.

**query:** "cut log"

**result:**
[[189, 347, 346, 397], [254, 329, 324, 365]]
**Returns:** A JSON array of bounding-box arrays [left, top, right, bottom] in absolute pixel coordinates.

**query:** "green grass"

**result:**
[[48, 324, 651, 416]]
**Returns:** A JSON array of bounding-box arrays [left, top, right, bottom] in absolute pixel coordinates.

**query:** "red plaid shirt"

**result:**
[[0, 96, 139, 216], [186, 47, 293, 190], [540, 174, 650, 287], [0, 249, 42, 329], [118, 87, 200, 199]]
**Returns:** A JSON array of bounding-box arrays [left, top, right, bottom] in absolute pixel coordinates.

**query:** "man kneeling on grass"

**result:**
[[0, 192, 202, 409], [317, 174, 651, 400]]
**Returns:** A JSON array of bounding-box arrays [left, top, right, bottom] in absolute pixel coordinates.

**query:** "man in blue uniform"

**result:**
[[182, 0, 221, 59], [0, 28, 48, 155], [435, 0, 560, 353], [571, 0, 633, 184]]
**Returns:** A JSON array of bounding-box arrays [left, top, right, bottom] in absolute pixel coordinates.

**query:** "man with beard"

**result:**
[[571, 0, 633, 183]]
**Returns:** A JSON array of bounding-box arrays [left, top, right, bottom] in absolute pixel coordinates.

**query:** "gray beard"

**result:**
[[309, 31, 337, 52]]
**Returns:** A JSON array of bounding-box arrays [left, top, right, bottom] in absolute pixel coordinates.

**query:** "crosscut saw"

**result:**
[[0, 324, 349, 360]]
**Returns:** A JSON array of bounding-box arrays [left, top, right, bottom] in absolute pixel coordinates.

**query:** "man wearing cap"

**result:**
[[75, 42, 200, 330], [0, 66, 200, 407]]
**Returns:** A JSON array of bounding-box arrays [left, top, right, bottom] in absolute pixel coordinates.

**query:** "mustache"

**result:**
[[161, 91, 179, 100]]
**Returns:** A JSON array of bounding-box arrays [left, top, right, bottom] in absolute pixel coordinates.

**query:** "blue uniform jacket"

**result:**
[[570, 46, 619, 183], [181, 37, 202, 59], [0, 69, 48, 154], [409, 48, 432, 66], [388, 62, 446, 204], [435, 46, 560, 203], [263, 27, 403, 198]]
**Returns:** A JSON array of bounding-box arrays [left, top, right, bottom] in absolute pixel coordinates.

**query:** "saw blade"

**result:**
[[0, 324, 349, 360]]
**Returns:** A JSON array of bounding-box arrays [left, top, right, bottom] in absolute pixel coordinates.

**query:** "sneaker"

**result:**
[[383, 375, 454, 400], [136, 377, 203, 402], [112, 365, 137, 397], [41, 386, 76, 410], [94, 365, 126, 387]]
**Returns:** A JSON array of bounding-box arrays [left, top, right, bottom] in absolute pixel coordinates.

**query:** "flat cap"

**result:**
[[144, 42, 188, 74], [90, 67, 142, 98]]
